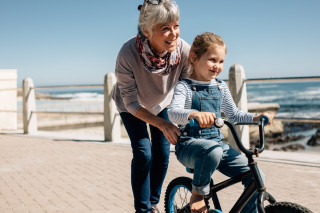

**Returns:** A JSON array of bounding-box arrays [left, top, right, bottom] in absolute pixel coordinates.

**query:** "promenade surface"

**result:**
[[1, 132, 320, 213]]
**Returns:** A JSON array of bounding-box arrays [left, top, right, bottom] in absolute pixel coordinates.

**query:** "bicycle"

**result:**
[[164, 116, 312, 213]]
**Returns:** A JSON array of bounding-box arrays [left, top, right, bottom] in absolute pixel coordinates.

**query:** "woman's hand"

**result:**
[[135, 107, 181, 145], [159, 120, 181, 145], [253, 112, 274, 125], [188, 111, 216, 128]]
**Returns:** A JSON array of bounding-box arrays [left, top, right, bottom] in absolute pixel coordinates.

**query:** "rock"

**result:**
[[248, 103, 283, 140], [247, 102, 280, 113], [250, 130, 306, 151], [273, 144, 305, 151], [307, 129, 320, 146], [283, 122, 315, 134]]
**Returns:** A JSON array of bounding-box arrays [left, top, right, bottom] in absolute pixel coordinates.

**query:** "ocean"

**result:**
[[34, 87, 105, 112], [246, 80, 320, 119]]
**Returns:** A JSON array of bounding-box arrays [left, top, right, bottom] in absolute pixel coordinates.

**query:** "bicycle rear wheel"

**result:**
[[265, 202, 312, 213], [165, 177, 192, 213]]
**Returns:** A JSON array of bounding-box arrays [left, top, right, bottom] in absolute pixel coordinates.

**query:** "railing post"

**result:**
[[228, 64, 250, 149], [22, 78, 38, 134], [104, 73, 121, 142]]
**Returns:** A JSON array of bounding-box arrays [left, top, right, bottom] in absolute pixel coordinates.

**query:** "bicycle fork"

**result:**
[[246, 155, 277, 213]]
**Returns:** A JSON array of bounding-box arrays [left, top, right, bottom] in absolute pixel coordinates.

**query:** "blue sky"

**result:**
[[1, 0, 319, 86]]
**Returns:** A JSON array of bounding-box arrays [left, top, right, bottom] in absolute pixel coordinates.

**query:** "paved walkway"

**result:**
[[0, 133, 320, 213]]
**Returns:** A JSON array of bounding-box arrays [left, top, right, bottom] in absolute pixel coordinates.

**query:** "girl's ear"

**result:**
[[142, 26, 151, 38], [189, 52, 197, 64]]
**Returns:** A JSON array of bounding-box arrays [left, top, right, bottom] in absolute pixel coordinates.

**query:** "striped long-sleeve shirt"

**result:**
[[167, 78, 255, 126]]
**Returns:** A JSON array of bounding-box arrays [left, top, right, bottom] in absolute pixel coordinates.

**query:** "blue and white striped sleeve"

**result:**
[[168, 81, 195, 125], [221, 82, 255, 123]]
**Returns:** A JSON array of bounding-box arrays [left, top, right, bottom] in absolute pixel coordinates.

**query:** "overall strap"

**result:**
[[182, 78, 222, 89], [182, 78, 192, 83], [180, 78, 193, 86], [215, 78, 222, 90]]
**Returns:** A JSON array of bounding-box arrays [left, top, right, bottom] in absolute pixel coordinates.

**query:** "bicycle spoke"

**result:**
[[172, 187, 191, 212]]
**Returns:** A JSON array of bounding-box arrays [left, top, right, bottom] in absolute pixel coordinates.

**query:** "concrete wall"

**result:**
[[0, 69, 17, 130]]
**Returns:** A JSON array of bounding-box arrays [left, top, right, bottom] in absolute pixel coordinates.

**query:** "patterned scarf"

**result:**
[[136, 34, 181, 76]]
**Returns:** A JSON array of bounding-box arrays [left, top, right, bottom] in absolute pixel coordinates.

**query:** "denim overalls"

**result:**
[[180, 78, 224, 141], [175, 79, 264, 213]]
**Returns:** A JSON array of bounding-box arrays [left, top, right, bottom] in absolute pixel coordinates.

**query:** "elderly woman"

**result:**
[[112, 0, 190, 212]]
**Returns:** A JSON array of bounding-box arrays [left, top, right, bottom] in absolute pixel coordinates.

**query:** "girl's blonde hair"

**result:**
[[189, 32, 227, 65], [138, 0, 180, 37]]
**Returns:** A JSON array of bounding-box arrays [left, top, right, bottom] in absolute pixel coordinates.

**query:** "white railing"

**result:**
[[1, 65, 319, 146], [20, 74, 122, 142]]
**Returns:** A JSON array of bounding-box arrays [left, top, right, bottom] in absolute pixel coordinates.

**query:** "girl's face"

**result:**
[[190, 45, 225, 81], [145, 21, 180, 53]]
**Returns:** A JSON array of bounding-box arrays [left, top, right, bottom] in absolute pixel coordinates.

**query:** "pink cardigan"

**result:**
[[112, 36, 191, 115]]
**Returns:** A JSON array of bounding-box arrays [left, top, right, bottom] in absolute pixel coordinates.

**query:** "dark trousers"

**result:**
[[120, 109, 171, 213]]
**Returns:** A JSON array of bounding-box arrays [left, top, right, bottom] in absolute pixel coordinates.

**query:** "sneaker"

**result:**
[[151, 205, 160, 213]]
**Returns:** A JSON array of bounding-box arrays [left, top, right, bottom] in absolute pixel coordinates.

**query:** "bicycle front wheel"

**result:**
[[165, 177, 192, 213], [265, 202, 312, 213]]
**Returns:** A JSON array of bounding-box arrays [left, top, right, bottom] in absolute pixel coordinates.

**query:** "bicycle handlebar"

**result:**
[[260, 115, 270, 126], [188, 116, 269, 156], [189, 116, 269, 127]]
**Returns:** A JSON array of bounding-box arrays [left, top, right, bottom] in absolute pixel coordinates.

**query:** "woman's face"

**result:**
[[145, 21, 180, 53]]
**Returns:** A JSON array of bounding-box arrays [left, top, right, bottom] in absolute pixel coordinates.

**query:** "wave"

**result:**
[[296, 88, 320, 96], [50, 92, 104, 101], [247, 84, 279, 89], [248, 95, 280, 102], [276, 111, 320, 119], [248, 88, 320, 103]]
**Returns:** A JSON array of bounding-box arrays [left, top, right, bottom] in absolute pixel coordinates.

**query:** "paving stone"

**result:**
[[0, 134, 319, 213]]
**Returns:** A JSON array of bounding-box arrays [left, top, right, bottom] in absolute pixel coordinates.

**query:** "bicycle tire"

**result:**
[[265, 201, 313, 213], [164, 177, 192, 213]]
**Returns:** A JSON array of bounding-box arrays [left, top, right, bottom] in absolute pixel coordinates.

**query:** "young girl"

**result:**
[[168, 32, 273, 213]]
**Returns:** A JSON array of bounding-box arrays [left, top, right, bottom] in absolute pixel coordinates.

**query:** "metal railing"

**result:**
[[245, 76, 320, 83]]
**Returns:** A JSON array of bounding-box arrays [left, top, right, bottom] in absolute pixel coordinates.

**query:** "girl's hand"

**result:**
[[189, 111, 216, 128], [253, 112, 274, 125], [159, 120, 181, 145]]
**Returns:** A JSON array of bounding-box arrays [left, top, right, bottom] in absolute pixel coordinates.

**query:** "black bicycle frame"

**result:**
[[207, 161, 276, 213], [205, 120, 276, 213]]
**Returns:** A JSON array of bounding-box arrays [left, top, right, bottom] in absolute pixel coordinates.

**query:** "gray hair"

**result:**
[[138, 0, 180, 37]]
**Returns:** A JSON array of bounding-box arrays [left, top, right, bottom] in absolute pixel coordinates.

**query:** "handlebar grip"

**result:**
[[260, 115, 269, 126], [189, 118, 224, 128], [189, 119, 199, 127]]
